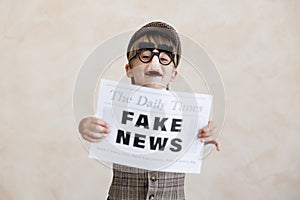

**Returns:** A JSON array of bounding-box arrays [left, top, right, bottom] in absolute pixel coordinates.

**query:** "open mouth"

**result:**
[[145, 71, 162, 77]]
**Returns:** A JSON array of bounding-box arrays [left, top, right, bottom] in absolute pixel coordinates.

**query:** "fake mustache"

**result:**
[[145, 71, 162, 77]]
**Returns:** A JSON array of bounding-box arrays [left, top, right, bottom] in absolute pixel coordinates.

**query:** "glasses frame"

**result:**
[[129, 48, 175, 66]]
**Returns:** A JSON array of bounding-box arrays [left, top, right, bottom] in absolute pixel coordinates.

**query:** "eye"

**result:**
[[139, 50, 152, 60], [160, 52, 171, 63], [141, 55, 151, 59], [160, 57, 169, 61]]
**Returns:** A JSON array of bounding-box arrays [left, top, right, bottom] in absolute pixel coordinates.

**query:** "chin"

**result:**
[[143, 83, 165, 89]]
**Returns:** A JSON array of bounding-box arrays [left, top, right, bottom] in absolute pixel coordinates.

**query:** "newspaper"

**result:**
[[89, 79, 212, 174]]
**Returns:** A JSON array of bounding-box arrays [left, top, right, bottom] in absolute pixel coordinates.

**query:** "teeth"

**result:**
[[146, 71, 162, 76]]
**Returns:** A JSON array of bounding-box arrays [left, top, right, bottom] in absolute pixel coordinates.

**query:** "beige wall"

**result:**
[[1, 0, 299, 199]]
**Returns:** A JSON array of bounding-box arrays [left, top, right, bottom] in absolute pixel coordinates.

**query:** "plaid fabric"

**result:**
[[108, 164, 185, 200]]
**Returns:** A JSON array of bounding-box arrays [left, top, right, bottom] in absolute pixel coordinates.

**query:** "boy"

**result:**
[[79, 21, 220, 199]]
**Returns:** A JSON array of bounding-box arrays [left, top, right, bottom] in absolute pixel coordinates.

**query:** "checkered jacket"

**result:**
[[107, 164, 185, 200]]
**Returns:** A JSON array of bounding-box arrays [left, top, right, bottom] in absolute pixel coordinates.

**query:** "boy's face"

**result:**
[[126, 42, 178, 89]]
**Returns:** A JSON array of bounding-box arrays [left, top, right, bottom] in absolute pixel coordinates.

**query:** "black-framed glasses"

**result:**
[[129, 49, 175, 66]]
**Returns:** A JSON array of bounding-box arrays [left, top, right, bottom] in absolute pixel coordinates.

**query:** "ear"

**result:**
[[125, 64, 133, 78], [170, 69, 178, 82]]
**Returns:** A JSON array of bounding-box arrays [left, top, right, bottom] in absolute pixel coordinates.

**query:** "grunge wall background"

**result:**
[[1, 0, 299, 199]]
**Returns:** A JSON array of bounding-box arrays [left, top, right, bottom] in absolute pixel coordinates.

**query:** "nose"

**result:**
[[150, 55, 160, 65], [147, 56, 161, 73], [149, 49, 160, 65]]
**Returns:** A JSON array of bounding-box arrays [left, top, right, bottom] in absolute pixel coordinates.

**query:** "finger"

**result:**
[[204, 121, 213, 130], [199, 126, 217, 138], [90, 124, 110, 133], [85, 130, 108, 140], [198, 134, 212, 139], [82, 133, 103, 143], [216, 142, 221, 151], [93, 118, 109, 128], [202, 121, 216, 132], [204, 140, 221, 151], [208, 121, 216, 130], [212, 141, 220, 151], [208, 121, 212, 129], [199, 124, 211, 134], [198, 128, 215, 139]]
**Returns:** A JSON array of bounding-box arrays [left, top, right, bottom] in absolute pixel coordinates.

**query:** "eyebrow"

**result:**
[[157, 44, 174, 52], [138, 42, 174, 52], [138, 42, 155, 49]]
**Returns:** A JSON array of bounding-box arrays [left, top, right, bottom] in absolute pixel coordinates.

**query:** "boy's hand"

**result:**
[[78, 117, 110, 142], [198, 121, 221, 151]]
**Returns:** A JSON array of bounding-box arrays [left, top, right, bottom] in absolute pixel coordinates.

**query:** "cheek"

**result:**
[[131, 67, 146, 81], [164, 68, 175, 77], [132, 66, 144, 75]]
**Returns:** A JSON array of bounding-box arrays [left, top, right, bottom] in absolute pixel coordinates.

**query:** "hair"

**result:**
[[126, 21, 182, 68]]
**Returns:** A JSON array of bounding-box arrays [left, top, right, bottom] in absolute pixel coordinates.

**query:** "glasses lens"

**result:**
[[139, 50, 152, 62], [159, 52, 172, 65]]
